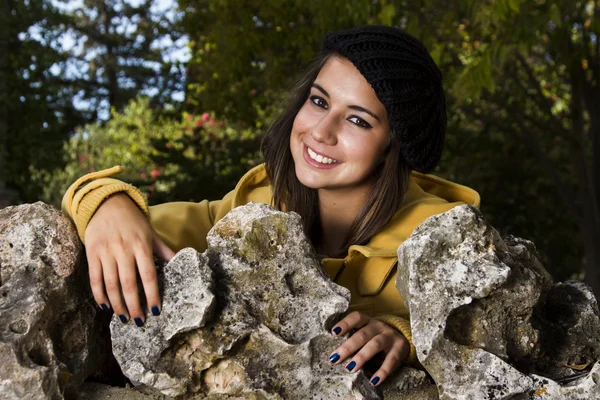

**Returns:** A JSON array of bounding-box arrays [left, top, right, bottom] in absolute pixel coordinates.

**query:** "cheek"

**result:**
[[345, 134, 388, 167], [292, 103, 314, 133]]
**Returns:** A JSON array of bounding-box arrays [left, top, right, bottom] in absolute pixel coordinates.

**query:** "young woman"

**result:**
[[62, 25, 480, 387]]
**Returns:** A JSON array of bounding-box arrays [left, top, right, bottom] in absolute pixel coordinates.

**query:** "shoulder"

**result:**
[[408, 171, 480, 208], [351, 172, 480, 256], [389, 171, 480, 236], [230, 163, 272, 206]]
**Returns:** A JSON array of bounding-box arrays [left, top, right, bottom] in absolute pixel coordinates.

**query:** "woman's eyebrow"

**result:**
[[311, 83, 381, 122], [348, 105, 381, 122], [312, 83, 330, 98]]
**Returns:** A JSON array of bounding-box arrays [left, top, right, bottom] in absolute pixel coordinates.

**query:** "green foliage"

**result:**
[[179, 0, 382, 123], [31, 97, 262, 207], [394, 0, 599, 282], [6, 0, 600, 290], [0, 0, 88, 202]]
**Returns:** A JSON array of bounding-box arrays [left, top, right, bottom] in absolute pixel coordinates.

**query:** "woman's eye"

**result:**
[[348, 116, 372, 129], [310, 95, 328, 109]]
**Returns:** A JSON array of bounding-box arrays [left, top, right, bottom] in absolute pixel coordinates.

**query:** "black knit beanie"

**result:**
[[323, 25, 446, 173]]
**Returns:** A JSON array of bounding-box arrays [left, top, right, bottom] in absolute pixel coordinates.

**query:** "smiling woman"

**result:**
[[61, 25, 480, 388], [289, 56, 392, 256]]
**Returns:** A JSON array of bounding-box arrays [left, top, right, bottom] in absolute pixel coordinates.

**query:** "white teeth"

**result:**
[[307, 147, 338, 164]]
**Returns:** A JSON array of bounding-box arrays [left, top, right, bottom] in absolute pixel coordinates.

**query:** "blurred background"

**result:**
[[0, 0, 598, 297]]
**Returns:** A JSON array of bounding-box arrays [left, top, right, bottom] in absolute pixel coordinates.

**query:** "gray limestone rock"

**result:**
[[110, 203, 382, 399], [397, 204, 600, 400], [7, 200, 597, 399], [0, 202, 107, 399], [110, 248, 216, 396], [381, 367, 437, 400], [79, 382, 175, 400]]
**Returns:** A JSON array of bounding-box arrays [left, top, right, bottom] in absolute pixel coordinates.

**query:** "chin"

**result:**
[[294, 165, 322, 189]]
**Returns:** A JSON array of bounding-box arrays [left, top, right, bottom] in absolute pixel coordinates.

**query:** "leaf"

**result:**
[[550, 4, 562, 27], [507, 0, 521, 13], [377, 4, 396, 26], [429, 43, 444, 65]]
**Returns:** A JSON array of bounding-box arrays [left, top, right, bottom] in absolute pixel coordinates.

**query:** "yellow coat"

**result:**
[[62, 163, 480, 364]]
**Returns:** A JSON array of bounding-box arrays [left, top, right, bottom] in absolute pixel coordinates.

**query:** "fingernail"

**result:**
[[370, 376, 380, 385], [119, 315, 128, 324], [100, 303, 110, 311], [332, 326, 342, 335], [346, 361, 356, 372], [151, 306, 161, 316], [329, 353, 340, 363], [134, 318, 144, 327]]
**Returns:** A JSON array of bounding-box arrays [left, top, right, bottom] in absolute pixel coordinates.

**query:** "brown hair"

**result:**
[[261, 52, 411, 258]]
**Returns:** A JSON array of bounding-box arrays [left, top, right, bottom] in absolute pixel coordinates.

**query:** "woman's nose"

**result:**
[[310, 114, 338, 145]]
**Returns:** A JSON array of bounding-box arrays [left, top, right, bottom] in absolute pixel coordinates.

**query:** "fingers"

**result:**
[[329, 325, 381, 369], [331, 311, 371, 336], [328, 312, 376, 366], [87, 250, 109, 311], [117, 251, 145, 327], [95, 242, 161, 326], [136, 241, 161, 317], [84, 193, 166, 326], [328, 313, 409, 386], [101, 254, 130, 323], [369, 339, 409, 386]]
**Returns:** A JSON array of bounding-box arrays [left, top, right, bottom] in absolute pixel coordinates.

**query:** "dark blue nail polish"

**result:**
[[134, 318, 144, 327], [332, 326, 342, 335], [119, 315, 128, 324], [370, 376, 380, 385], [151, 306, 160, 316], [329, 353, 340, 363], [100, 303, 110, 311], [346, 361, 356, 372]]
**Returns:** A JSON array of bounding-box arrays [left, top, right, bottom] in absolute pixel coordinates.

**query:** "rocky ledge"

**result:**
[[0, 202, 599, 399]]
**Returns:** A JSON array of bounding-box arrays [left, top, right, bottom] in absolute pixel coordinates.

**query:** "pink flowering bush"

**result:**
[[31, 97, 263, 206]]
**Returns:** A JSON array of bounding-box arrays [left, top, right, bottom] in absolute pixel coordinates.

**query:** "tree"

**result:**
[[53, 0, 186, 119], [179, 0, 384, 123], [0, 0, 87, 202], [391, 0, 599, 294]]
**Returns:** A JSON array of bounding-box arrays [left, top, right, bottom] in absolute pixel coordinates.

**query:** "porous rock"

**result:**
[[381, 367, 437, 400], [110, 248, 216, 395], [0, 202, 107, 399], [397, 204, 600, 399], [110, 203, 384, 399]]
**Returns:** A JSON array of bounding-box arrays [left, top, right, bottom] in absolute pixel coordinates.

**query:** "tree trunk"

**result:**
[[581, 214, 600, 298], [102, 1, 118, 112], [570, 53, 600, 299], [584, 85, 600, 299], [0, 0, 15, 208]]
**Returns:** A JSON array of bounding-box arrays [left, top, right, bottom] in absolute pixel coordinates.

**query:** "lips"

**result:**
[[305, 145, 339, 164], [302, 144, 341, 169]]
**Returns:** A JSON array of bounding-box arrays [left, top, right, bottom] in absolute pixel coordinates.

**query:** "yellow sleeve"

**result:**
[[149, 190, 236, 253], [61, 166, 237, 251], [373, 314, 418, 366], [61, 166, 150, 243]]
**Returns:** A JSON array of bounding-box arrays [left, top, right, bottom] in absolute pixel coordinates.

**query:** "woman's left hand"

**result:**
[[328, 311, 410, 386]]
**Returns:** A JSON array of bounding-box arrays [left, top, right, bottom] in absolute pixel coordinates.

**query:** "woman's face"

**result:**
[[290, 56, 391, 194]]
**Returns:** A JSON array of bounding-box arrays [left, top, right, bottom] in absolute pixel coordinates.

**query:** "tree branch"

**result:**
[[514, 53, 577, 144], [461, 103, 581, 220]]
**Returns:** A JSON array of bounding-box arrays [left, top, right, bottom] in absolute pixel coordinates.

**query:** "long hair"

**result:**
[[261, 52, 411, 258]]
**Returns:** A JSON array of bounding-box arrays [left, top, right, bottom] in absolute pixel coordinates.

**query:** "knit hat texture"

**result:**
[[323, 25, 446, 173]]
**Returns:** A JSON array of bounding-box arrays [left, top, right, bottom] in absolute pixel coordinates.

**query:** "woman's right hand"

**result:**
[[84, 193, 175, 326]]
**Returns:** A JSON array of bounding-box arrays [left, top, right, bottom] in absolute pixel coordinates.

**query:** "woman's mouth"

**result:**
[[307, 147, 339, 164], [303, 145, 340, 169]]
